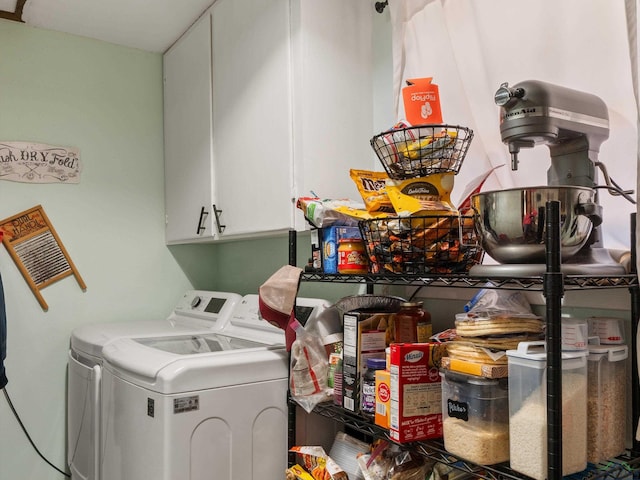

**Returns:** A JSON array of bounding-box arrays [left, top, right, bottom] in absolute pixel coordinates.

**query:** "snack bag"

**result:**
[[289, 446, 348, 480], [385, 172, 457, 216], [350, 169, 395, 214], [286, 465, 316, 480], [332, 205, 390, 222], [296, 197, 364, 228]]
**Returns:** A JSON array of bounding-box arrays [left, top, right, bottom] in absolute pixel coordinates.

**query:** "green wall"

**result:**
[[0, 20, 192, 479]]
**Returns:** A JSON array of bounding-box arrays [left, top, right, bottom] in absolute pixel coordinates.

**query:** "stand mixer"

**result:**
[[470, 79, 634, 276]]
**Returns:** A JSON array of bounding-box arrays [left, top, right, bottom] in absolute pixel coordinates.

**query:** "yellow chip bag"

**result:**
[[333, 205, 390, 222], [350, 169, 395, 214], [385, 172, 458, 217]]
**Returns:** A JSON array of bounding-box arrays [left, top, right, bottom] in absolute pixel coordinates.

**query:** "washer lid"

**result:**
[[134, 333, 266, 355], [70, 320, 196, 360], [102, 334, 288, 393], [70, 290, 243, 359]]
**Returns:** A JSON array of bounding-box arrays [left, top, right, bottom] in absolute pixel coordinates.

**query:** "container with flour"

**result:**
[[440, 369, 509, 465]]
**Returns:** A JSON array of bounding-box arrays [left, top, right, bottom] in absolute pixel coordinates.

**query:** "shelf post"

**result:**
[[289, 229, 297, 267], [630, 213, 640, 455], [543, 200, 563, 480]]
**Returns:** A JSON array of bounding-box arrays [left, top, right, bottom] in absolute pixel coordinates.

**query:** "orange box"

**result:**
[[402, 77, 443, 125], [390, 343, 443, 443], [374, 369, 391, 428]]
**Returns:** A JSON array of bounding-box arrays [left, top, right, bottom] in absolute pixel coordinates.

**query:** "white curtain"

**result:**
[[388, 0, 638, 254]]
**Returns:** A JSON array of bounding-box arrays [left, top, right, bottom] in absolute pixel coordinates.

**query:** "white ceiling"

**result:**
[[0, 0, 215, 53]]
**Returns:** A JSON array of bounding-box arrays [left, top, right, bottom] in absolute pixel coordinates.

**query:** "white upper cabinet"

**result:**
[[163, 13, 215, 243], [289, 0, 376, 230], [163, 0, 375, 244], [210, 0, 293, 239]]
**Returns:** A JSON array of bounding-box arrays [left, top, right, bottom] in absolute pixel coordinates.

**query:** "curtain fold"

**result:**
[[388, 0, 638, 252]]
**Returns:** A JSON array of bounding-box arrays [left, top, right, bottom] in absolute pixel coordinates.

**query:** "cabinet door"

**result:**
[[211, 0, 293, 239], [164, 13, 216, 244], [291, 0, 376, 230]]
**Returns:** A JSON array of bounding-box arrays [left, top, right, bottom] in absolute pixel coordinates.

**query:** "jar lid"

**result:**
[[400, 301, 423, 308], [366, 357, 387, 369]]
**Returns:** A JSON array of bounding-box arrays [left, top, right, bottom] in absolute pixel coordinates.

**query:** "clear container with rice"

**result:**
[[440, 369, 509, 465], [587, 343, 628, 464], [506, 341, 588, 480]]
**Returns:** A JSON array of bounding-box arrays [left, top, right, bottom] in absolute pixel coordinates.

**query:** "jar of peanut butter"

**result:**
[[337, 238, 368, 274]]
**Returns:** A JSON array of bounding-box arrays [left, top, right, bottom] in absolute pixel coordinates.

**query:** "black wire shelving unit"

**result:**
[[289, 206, 640, 480]]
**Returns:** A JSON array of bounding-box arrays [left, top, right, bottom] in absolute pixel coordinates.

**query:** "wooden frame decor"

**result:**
[[0, 0, 26, 22], [0, 205, 86, 311], [0, 142, 82, 183]]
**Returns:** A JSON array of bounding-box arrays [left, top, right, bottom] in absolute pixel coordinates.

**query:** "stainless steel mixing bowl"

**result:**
[[471, 186, 598, 264]]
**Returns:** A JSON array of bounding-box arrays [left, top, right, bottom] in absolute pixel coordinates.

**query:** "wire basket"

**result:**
[[358, 214, 483, 274], [370, 124, 474, 180]]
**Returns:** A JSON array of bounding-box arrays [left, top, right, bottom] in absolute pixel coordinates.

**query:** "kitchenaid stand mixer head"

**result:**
[[474, 79, 633, 275], [495, 79, 609, 188]]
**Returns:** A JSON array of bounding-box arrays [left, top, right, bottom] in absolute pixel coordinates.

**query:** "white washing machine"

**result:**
[[67, 290, 243, 480], [99, 294, 330, 480]]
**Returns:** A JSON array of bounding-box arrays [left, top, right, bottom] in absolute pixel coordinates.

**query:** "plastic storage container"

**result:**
[[561, 317, 588, 351], [587, 344, 628, 464], [588, 317, 625, 345], [506, 341, 588, 480], [440, 369, 509, 465]]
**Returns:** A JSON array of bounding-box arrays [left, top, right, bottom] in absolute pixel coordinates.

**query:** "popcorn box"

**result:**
[[402, 77, 443, 125], [390, 343, 443, 443]]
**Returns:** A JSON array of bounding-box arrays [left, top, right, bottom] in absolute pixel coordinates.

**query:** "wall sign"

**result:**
[[0, 205, 86, 311], [0, 141, 81, 183]]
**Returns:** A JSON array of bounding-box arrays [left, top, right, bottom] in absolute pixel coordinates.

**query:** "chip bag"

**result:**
[[350, 169, 395, 214], [385, 172, 457, 216]]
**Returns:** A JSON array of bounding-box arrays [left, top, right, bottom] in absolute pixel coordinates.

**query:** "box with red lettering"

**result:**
[[389, 343, 443, 443]]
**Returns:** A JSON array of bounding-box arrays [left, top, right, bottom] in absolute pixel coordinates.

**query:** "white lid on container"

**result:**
[[588, 343, 628, 362], [506, 341, 588, 369]]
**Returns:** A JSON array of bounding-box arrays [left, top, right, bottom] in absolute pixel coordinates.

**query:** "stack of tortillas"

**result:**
[[442, 313, 544, 378]]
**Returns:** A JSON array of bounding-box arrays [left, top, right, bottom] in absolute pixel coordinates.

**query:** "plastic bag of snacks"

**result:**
[[288, 446, 348, 480], [289, 322, 332, 413], [357, 441, 434, 480]]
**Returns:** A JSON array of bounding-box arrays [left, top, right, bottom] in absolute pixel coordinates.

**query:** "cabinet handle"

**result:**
[[213, 204, 226, 234], [196, 206, 208, 235]]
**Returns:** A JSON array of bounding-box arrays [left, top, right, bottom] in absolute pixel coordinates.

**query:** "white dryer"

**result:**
[[99, 294, 330, 480], [67, 290, 242, 480]]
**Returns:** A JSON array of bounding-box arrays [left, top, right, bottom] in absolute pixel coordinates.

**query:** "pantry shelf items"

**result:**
[[290, 207, 640, 480], [306, 402, 640, 480]]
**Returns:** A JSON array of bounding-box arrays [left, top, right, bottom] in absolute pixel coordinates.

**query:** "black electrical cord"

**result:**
[[2, 386, 70, 477]]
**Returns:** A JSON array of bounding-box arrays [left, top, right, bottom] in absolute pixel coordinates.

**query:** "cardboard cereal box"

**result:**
[[342, 309, 392, 412]]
